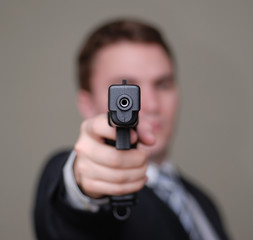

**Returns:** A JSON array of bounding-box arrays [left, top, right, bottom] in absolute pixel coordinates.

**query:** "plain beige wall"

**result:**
[[1, 0, 252, 239]]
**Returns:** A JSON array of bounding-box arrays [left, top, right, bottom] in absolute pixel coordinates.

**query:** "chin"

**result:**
[[139, 139, 169, 163]]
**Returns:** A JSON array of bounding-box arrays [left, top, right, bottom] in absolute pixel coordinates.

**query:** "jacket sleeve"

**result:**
[[33, 150, 117, 240]]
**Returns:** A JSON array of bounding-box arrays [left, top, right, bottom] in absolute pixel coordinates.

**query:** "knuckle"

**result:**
[[75, 132, 90, 156], [114, 172, 126, 183], [134, 168, 144, 180], [108, 152, 121, 168], [73, 156, 81, 171], [74, 157, 94, 182], [74, 141, 88, 156], [137, 150, 148, 165], [74, 142, 82, 155], [89, 119, 97, 134], [134, 180, 145, 192], [140, 161, 148, 172], [83, 118, 97, 135], [143, 164, 148, 175], [74, 162, 85, 180], [77, 161, 87, 174], [82, 178, 94, 192], [74, 135, 91, 157], [90, 115, 103, 135], [113, 185, 125, 196]]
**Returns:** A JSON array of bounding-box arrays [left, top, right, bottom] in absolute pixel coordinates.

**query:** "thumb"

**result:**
[[137, 118, 156, 146]]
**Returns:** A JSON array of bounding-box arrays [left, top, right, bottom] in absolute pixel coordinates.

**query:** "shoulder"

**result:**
[[35, 149, 72, 197], [180, 173, 221, 218], [41, 149, 72, 178], [180, 174, 217, 208], [180, 173, 231, 240], [45, 149, 72, 168]]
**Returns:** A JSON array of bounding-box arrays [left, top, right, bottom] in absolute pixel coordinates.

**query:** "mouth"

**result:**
[[139, 115, 164, 134]]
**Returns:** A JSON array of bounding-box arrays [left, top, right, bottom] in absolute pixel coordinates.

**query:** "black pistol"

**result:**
[[108, 79, 141, 220]]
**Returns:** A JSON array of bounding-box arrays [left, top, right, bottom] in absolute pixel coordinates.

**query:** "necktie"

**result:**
[[154, 170, 203, 240]]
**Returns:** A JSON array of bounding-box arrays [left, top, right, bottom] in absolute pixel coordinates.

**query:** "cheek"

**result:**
[[160, 91, 179, 119], [93, 91, 108, 113]]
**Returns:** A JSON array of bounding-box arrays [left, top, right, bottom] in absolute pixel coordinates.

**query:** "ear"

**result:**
[[77, 90, 97, 119]]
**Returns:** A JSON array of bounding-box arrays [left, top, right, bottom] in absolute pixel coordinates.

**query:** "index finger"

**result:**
[[84, 114, 138, 144], [137, 118, 156, 146]]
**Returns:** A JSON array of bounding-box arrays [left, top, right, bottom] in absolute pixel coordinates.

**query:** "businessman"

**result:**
[[34, 19, 231, 240]]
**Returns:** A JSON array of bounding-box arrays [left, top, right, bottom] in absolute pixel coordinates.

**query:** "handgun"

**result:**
[[108, 79, 141, 220]]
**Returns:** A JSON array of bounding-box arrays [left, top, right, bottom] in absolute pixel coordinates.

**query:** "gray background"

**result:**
[[0, 0, 252, 239]]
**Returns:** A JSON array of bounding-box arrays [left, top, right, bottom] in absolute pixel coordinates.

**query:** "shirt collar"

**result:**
[[146, 158, 179, 188]]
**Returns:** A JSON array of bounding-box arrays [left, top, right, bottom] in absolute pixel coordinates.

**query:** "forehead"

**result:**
[[90, 42, 173, 87]]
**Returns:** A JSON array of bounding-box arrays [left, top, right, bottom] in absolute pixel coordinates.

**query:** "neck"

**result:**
[[148, 149, 169, 165]]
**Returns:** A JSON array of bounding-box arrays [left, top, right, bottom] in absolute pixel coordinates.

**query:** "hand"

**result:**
[[74, 113, 155, 199]]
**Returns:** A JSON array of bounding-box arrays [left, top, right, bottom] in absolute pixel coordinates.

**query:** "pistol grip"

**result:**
[[116, 127, 130, 150]]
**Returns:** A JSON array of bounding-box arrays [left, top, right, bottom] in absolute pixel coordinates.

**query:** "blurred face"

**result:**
[[79, 42, 179, 162]]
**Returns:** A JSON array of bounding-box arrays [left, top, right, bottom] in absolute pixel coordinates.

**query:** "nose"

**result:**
[[140, 87, 159, 114]]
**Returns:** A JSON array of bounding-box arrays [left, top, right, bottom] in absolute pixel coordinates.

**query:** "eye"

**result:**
[[155, 75, 175, 90]]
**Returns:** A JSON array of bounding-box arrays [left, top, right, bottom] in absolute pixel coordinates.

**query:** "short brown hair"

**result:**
[[77, 19, 175, 91]]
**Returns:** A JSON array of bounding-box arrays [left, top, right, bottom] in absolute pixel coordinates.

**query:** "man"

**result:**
[[34, 19, 231, 240]]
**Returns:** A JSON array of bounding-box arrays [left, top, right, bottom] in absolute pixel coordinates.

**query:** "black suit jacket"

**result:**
[[33, 150, 231, 240]]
